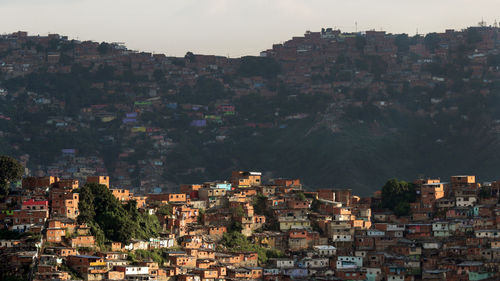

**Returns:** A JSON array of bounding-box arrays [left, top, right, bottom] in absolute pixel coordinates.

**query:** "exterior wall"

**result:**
[[22, 199, 49, 211], [168, 193, 187, 203], [169, 256, 197, 268], [13, 209, 49, 226], [111, 189, 132, 202], [279, 220, 310, 231], [456, 196, 476, 207], [230, 171, 262, 187], [47, 228, 65, 243], [87, 176, 110, 188], [274, 179, 301, 188], [71, 236, 95, 248], [420, 183, 445, 205], [317, 189, 352, 206], [51, 190, 79, 219], [208, 226, 226, 240], [22, 176, 59, 188]]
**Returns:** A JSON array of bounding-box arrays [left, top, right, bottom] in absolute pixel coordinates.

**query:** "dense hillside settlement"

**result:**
[[2, 171, 500, 280], [3, 26, 500, 193]]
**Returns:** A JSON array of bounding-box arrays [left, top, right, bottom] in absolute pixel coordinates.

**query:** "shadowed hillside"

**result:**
[[1, 27, 500, 195]]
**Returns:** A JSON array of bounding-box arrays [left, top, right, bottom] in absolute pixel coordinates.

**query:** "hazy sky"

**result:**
[[1, 0, 499, 57]]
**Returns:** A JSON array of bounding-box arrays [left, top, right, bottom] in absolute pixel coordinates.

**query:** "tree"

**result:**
[[424, 33, 440, 52], [77, 183, 159, 245], [381, 179, 416, 216], [157, 203, 173, 217], [238, 56, 281, 79], [231, 205, 245, 218], [221, 231, 283, 264], [394, 201, 410, 216], [295, 191, 306, 201], [0, 156, 23, 198], [252, 193, 267, 215], [394, 34, 410, 53], [184, 52, 196, 63], [478, 186, 492, 198], [97, 42, 110, 55]]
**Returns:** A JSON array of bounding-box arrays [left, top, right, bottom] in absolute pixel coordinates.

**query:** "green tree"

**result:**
[[197, 208, 205, 224], [252, 193, 267, 215], [0, 155, 23, 198], [394, 201, 410, 216], [381, 179, 416, 216], [221, 231, 283, 264], [231, 205, 245, 218], [157, 203, 173, 217], [295, 191, 306, 201], [77, 183, 159, 245]]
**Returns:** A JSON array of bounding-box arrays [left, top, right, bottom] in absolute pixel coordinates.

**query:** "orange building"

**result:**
[[450, 175, 479, 190], [180, 184, 203, 193], [55, 247, 77, 257], [106, 271, 125, 280], [420, 183, 445, 206], [13, 209, 49, 226], [67, 255, 106, 274], [86, 176, 109, 188], [286, 198, 312, 209], [208, 226, 227, 240], [147, 193, 187, 204], [53, 179, 79, 189], [132, 196, 147, 208], [111, 189, 132, 202], [22, 176, 59, 188], [274, 178, 301, 188], [70, 236, 95, 248], [46, 227, 66, 243], [230, 171, 262, 188], [193, 269, 219, 279], [51, 190, 79, 219], [110, 242, 123, 252], [48, 219, 76, 231], [414, 178, 440, 185], [21, 199, 48, 211], [169, 255, 197, 268], [318, 189, 352, 206]]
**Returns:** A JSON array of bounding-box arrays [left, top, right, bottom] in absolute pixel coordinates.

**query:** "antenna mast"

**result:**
[[479, 18, 486, 27]]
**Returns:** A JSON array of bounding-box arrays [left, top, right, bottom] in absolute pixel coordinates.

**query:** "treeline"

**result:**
[[77, 183, 160, 245]]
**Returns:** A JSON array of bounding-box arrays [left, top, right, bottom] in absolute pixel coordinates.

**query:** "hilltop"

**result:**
[[1, 26, 500, 195]]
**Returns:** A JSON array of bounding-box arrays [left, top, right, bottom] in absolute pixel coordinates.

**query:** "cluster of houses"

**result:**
[[2, 25, 500, 193], [2, 170, 500, 281]]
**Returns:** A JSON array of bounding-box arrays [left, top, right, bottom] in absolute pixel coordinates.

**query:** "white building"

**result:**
[[336, 256, 363, 269], [313, 245, 336, 257]]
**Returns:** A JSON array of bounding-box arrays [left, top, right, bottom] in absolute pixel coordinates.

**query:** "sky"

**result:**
[[0, 0, 499, 57]]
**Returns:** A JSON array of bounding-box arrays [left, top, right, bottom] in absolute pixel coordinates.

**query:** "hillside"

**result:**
[[1, 27, 500, 195]]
